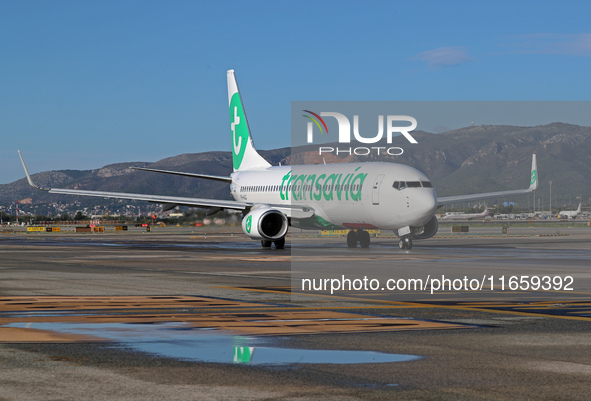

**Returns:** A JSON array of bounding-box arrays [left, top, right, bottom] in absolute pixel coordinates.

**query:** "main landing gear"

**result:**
[[346, 229, 413, 250], [346, 229, 371, 248], [398, 237, 413, 250], [261, 237, 285, 249]]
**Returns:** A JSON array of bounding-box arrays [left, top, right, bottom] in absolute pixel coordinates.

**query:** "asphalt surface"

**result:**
[[1, 225, 590, 400]]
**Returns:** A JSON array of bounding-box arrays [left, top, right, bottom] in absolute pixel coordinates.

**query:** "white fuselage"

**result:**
[[229, 162, 438, 230], [441, 209, 489, 220], [558, 211, 579, 219]]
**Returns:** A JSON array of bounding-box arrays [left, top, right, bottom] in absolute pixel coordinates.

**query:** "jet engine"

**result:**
[[241, 208, 289, 241], [411, 215, 438, 239]]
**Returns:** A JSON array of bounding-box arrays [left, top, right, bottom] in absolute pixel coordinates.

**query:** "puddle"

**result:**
[[7, 322, 422, 365]]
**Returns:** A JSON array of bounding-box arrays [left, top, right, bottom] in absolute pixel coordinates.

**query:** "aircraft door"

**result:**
[[372, 174, 385, 205]]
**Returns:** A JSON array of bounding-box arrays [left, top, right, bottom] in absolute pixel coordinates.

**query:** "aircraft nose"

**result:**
[[416, 190, 437, 215]]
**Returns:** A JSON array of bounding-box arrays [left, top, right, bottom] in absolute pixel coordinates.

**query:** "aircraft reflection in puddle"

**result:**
[[7, 322, 422, 365], [233, 347, 255, 364]]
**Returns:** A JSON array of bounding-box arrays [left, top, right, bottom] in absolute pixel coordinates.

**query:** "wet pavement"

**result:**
[[1, 226, 591, 400]]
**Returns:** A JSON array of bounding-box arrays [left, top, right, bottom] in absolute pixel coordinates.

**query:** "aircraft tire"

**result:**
[[346, 230, 358, 248], [358, 230, 370, 248], [261, 240, 272, 248], [399, 238, 406, 249], [274, 237, 285, 249], [405, 238, 413, 250]]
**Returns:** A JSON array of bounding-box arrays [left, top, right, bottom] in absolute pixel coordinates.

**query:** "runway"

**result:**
[[1, 226, 590, 400]]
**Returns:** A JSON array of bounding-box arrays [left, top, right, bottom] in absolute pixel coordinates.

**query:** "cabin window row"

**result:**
[[392, 181, 432, 190], [239, 184, 363, 192]]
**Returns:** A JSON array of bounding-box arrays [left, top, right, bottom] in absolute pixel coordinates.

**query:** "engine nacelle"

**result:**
[[411, 215, 438, 240], [242, 208, 289, 241]]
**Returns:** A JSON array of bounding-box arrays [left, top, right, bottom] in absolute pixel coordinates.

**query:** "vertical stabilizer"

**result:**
[[529, 154, 538, 191], [227, 70, 271, 172]]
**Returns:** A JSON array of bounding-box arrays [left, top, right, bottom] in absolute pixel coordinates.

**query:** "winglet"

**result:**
[[529, 154, 538, 191], [18, 150, 49, 191]]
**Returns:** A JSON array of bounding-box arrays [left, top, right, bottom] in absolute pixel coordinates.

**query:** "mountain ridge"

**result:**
[[2, 123, 590, 212]]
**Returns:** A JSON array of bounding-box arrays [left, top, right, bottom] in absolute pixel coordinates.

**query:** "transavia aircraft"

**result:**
[[19, 70, 539, 250]]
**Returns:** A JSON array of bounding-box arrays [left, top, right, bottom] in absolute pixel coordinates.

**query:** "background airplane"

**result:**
[[440, 207, 491, 220], [558, 203, 581, 219], [19, 70, 539, 250]]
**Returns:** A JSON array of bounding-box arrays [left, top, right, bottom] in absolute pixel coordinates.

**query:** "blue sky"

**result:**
[[1, 1, 591, 183]]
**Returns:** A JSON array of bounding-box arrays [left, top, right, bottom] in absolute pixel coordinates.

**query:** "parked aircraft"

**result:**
[[441, 207, 491, 220], [19, 70, 538, 249], [558, 203, 582, 219]]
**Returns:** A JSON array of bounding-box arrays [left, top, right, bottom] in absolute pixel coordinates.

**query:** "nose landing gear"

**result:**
[[398, 237, 413, 250]]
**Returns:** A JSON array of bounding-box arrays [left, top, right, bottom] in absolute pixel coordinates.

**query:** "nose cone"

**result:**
[[416, 190, 438, 217]]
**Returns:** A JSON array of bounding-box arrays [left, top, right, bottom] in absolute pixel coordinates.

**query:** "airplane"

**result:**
[[558, 203, 581, 219], [440, 207, 491, 220], [18, 70, 539, 250]]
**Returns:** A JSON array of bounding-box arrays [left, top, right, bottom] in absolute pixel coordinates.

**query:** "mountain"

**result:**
[[2, 123, 590, 213]]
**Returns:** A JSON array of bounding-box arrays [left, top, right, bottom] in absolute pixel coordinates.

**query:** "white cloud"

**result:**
[[412, 46, 473, 68], [511, 33, 591, 56]]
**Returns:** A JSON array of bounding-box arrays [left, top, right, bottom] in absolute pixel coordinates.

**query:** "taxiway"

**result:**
[[1, 226, 590, 400]]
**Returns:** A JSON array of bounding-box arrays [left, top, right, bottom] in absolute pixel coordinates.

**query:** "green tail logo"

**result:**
[[230, 93, 249, 170], [530, 170, 537, 185]]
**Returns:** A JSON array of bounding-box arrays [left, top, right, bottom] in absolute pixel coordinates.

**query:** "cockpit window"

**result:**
[[393, 181, 407, 190], [394, 180, 433, 190]]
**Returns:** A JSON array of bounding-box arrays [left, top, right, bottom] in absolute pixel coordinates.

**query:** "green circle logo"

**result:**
[[245, 215, 252, 233], [530, 170, 537, 185]]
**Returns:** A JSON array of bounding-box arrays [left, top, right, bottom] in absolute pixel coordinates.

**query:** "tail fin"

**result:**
[[227, 70, 271, 172], [529, 154, 538, 191], [577, 203, 582, 213]]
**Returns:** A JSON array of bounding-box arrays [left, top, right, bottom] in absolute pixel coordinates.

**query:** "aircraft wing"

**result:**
[[48, 188, 249, 210], [38, 187, 313, 218], [18, 151, 314, 218], [131, 167, 232, 183], [437, 154, 538, 207]]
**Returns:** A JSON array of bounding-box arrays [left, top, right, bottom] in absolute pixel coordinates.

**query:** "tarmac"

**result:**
[[0, 224, 590, 400]]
